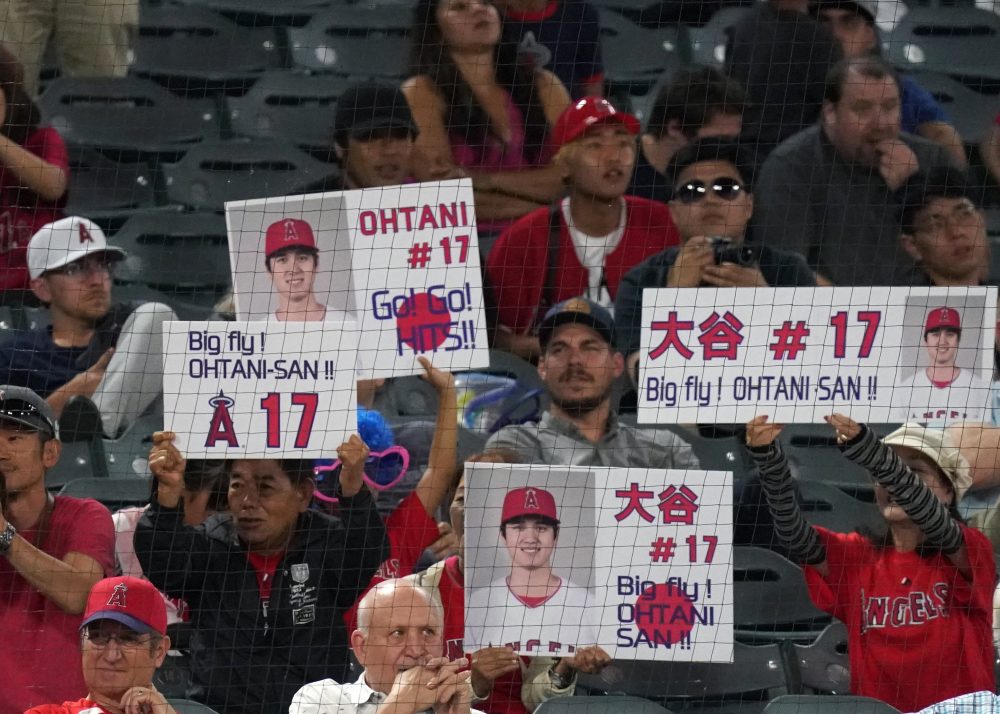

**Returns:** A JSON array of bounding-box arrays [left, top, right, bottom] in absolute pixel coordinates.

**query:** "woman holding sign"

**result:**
[[402, 0, 571, 232], [744, 414, 994, 711]]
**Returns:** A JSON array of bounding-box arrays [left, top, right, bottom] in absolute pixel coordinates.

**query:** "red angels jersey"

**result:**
[[25, 698, 112, 714]]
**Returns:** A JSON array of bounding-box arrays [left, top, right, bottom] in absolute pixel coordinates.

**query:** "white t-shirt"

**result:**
[[561, 197, 625, 311], [465, 575, 600, 657], [892, 368, 991, 422]]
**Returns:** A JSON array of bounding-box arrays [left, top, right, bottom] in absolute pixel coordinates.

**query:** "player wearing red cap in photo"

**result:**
[[486, 96, 681, 360], [893, 306, 990, 422], [25, 576, 176, 714], [263, 218, 353, 324], [465, 485, 599, 657]]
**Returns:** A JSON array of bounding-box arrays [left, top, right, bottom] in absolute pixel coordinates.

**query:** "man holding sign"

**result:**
[[264, 217, 354, 324], [135, 435, 389, 713], [465, 485, 599, 656]]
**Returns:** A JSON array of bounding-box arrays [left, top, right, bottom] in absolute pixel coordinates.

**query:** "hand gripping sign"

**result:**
[[638, 286, 996, 424], [163, 321, 362, 458], [462, 462, 733, 662], [225, 178, 489, 378]]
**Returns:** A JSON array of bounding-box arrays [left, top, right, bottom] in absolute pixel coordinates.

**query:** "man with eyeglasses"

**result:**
[[0, 216, 175, 437], [485, 297, 698, 469], [614, 138, 816, 384], [0, 385, 115, 713], [896, 167, 993, 288], [26, 575, 175, 714], [486, 97, 681, 361]]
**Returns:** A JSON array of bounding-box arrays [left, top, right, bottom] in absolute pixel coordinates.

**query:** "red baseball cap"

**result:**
[[81, 576, 168, 636], [265, 218, 318, 258], [551, 97, 640, 150], [924, 306, 962, 333], [501, 486, 559, 524]]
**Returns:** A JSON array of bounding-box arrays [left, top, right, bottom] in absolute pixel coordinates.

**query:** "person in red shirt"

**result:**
[[0, 45, 69, 296], [26, 575, 176, 714], [486, 96, 681, 360]]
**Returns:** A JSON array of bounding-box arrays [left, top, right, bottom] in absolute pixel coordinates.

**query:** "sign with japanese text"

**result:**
[[638, 287, 996, 424], [463, 462, 733, 662], [162, 320, 361, 458], [225, 179, 489, 378]]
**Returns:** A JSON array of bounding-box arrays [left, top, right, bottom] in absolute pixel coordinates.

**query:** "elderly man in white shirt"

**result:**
[[290, 580, 484, 714]]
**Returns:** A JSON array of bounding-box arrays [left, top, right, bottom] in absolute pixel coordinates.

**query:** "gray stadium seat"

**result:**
[[763, 695, 901, 714], [537, 696, 675, 714], [906, 71, 1000, 145], [45, 441, 107, 490], [161, 139, 340, 211], [39, 77, 220, 156], [796, 481, 881, 534], [58, 477, 152, 510], [687, 6, 752, 69], [789, 621, 851, 696], [64, 146, 160, 225], [167, 700, 221, 714], [288, 6, 411, 78], [227, 73, 358, 151], [598, 10, 686, 95], [885, 7, 1000, 86]]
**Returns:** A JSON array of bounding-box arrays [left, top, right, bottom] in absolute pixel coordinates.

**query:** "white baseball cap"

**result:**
[[28, 216, 126, 280], [883, 424, 973, 501]]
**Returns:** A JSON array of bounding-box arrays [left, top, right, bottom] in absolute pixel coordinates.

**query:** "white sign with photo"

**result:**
[[162, 320, 361, 458], [225, 179, 490, 377], [463, 462, 733, 662], [637, 286, 996, 424]]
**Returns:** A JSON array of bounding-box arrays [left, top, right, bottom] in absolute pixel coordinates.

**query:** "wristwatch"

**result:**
[[0, 522, 16, 554], [548, 666, 573, 690]]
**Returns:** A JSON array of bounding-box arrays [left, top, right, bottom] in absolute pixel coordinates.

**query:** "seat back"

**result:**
[[885, 7, 1000, 85], [687, 6, 753, 68], [598, 10, 686, 94], [536, 695, 675, 714], [65, 146, 159, 222], [166, 699, 221, 714], [763, 694, 901, 713], [58, 477, 153, 510], [288, 7, 411, 77], [789, 621, 851, 695], [796, 481, 881, 534]]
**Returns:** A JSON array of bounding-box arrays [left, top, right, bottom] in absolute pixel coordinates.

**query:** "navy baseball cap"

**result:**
[[0, 385, 57, 438], [334, 83, 418, 147], [538, 297, 615, 350]]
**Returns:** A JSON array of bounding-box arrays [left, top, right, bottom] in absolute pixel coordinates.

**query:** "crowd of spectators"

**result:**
[[5, 0, 1000, 713]]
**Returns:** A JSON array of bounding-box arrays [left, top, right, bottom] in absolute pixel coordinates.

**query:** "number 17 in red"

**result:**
[[260, 392, 319, 449]]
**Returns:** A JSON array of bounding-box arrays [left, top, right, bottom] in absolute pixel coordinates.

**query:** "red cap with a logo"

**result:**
[[265, 218, 318, 258], [501, 486, 559, 524], [551, 97, 640, 149], [925, 306, 962, 333], [81, 576, 168, 636]]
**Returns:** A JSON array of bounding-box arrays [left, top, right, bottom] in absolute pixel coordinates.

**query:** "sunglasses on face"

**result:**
[[83, 626, 153, 649], [312, 446, 411, 505], [673, 177, 745, 204]]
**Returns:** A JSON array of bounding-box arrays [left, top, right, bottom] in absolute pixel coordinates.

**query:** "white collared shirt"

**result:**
[[289, 672, 486, 714]]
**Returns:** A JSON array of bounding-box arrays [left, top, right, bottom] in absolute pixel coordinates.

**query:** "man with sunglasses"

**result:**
[[27, 575, 176, 714], [614, 139, 816, 382], [137, 433, 389, 713], [0, 215, 175, 437], [487, 97, 681, 360], [0, 385, 116, 713], [485, 297, 698, 469]]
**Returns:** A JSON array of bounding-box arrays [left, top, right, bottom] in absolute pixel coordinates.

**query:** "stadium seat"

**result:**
[[102, 409, 163, 479], [161, 139, 340, 211], [577, 641, 788, 710], [484, 349, 547, 396], [45, 441, 107, 490], [778, 424, 873, 489], [227, 72, 358, 152], [169, 0, 331, 24], [167, 700, 221, 714], [796, 481, 881, 534], [598, 10, 687, 95], [131, 5, 282, 91], [287, 6, 411, 78], [64, 146, 160, 226], [58, 477, 152, 510], [153, 650, 192, 699], [376, 375, 441, 421], [885, 7, 1000, 87], [536, 696, 674, 714], [733, 546, 832, 644], [39, 77, 220, 157], [687, 6, 752, 69], [906, 71, 1000, 145], [763, 695, 901, 714], [788, 621, 850, 696], [110, 212, 231, 315]]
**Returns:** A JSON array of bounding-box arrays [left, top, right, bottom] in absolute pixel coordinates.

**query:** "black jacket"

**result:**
[[135, 490, 389, 714]]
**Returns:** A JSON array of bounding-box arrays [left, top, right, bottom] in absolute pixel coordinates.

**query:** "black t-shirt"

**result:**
[[627, 145, 670, 205]]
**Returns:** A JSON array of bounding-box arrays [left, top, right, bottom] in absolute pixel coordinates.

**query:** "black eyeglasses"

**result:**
[[83, 626, 154, 649], [673, 177, 745, 204]]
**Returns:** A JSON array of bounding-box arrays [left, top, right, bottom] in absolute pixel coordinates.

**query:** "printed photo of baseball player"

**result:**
[[465, 485, 600, 657]]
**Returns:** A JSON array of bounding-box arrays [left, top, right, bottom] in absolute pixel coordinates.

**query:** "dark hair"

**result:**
[[408, 0, 549, 164], [0, 44, 40, 146], [665, 137, 756, 195], [265, 246, 319, 274], [899, 167, 980, 236], [646, 66, 746, 140], [500, 514, 560, 539], [223, 459, 317, 487], [824, 55, 900, 105]]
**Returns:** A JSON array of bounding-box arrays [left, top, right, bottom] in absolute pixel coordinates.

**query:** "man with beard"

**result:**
[[752, 55, 959, 286], [0, 216, 175, 436], [486, 97, 680, 360], [484, 297, 698, 469]]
